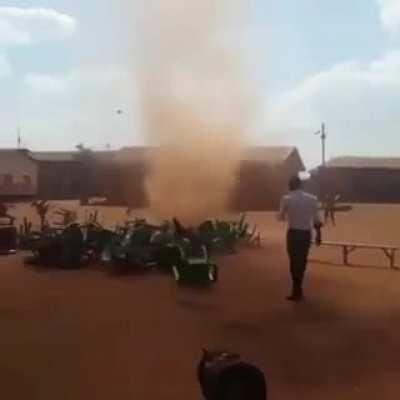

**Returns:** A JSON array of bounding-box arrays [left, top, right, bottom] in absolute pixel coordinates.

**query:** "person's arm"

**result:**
[[277, 197, 287, 221], [313, 199, 323, 246]]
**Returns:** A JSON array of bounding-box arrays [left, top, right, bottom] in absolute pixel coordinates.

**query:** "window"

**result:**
[[3, 174, 13, 186], [23, 175, 32, 185]]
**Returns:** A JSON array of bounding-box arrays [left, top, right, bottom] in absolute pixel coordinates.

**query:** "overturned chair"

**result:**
[[172, 242, 218, 285]]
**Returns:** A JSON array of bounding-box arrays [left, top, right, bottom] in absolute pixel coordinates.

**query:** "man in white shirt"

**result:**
[[278, 176, 322, 302]]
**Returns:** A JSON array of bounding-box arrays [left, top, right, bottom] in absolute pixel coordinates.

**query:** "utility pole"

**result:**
[[321, 122, 326, 167], [17, 126, 21, 148]]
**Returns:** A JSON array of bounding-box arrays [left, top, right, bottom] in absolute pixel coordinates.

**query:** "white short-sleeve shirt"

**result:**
[[278, 190, 321, 231]]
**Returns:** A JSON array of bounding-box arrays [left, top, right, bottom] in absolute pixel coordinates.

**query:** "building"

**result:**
[[0, 146, 305, 210], [93, 145, 305, 210], [0, 149, 84, 201], [88, 148, 147, 206], [235, 146, 306, 210], [30, 152, 84, 200], [315, 156, 400, 203], [0, 149, 38, 200]]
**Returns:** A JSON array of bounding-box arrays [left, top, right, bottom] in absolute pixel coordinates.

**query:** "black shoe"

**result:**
[[286, 293, 303, 302]]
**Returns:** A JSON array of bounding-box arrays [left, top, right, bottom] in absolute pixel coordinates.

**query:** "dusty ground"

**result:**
[[1, 203, 400, 399]]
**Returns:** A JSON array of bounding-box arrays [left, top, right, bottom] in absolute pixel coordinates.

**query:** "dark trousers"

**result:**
[[324, 209, 336, 225], [287, 229, 311, 295]]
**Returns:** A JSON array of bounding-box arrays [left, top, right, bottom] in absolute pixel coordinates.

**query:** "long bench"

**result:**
[[316, 241, 399, 269]]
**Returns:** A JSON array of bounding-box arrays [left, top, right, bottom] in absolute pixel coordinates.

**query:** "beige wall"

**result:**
[[0, 151, 38, 196]]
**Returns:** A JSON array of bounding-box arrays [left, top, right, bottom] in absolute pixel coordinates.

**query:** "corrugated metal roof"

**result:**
[[117, 146, 152, 162], [119, 145, 300, 165], [242, 146, 297, 164], [0, 149, 20, 152], [31, 151, 119, 163], [0, 146, 303, 167], [29, 152, 79, 162], [326, 157, 400, 169], [0, 148, 30, 154], [91, 151, 118, 162]]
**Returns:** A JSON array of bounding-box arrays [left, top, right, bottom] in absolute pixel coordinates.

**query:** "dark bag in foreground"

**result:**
[[198, 350, 267, 400]]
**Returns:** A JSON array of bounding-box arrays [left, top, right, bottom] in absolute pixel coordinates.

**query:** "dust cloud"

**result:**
[[131, 0, 255, 223]]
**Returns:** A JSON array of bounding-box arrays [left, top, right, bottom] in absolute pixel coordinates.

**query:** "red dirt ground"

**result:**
[[1, 203, 400, 399]]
